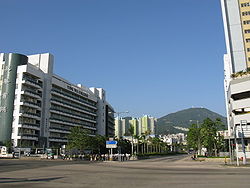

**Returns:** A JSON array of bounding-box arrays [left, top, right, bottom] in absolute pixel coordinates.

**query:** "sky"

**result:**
[[0, 0, 226, 118]]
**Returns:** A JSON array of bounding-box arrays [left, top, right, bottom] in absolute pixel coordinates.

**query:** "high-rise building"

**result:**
[[114, 115, 156, 138], [114, 117, 132, 139], [221, 0, 250, 159], [0, 53, 114, 148]]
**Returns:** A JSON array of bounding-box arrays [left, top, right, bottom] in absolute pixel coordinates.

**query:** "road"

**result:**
[[0, 155, 249, 188]]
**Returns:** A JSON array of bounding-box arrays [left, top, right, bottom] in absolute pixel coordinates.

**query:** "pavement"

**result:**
[[0, 155, 250, 188]]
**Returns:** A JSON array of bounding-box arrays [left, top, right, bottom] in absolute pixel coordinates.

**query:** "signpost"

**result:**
[[106, 141, 117, 161]]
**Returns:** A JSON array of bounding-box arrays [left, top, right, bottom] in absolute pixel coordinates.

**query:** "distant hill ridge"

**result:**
[[156, 108, 227, 135]]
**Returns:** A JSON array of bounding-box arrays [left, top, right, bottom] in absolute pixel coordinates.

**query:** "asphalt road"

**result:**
[[0, 155, 250, 188]]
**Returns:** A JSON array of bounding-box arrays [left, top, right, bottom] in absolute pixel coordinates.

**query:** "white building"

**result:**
[[160, 133, 186, 152], [0, 53, 114, 148], [221, 0, 250, 158]]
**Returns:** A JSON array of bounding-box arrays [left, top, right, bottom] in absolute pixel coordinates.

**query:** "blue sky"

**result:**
[[0, 0, 226, 118]]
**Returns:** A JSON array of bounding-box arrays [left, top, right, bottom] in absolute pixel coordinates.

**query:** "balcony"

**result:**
[[50, 99, 97, 116], [234, 113, 250, 125], [22, 78, 42, 89], [49, 128, 71, 134], [232, 98, 250, 111], [21, 90, 42, 99], [19, 123, 40, 130], [230, 78, 250, 95], [20, 101, 41, 109], [50, 109, 96, 124], [20, 136, 38, 141], [49, 137, 68, 143], [50, 118, 97, 131], [235, 125, 250, 138], [19, 134, 39, 141], [51, 89, 97, 110], [20, 112, 41, 119]]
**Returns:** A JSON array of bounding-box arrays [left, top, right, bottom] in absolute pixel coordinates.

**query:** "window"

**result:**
[[242, 11, 250, 16], [246, 38, 250, 42], [232, 91, 250, 100], [247, 48, 250, 52], [245, 29, 250, 33], [248, 57, 250, 61], [243, 20, 250, 25], [242, 2, 250, 7]]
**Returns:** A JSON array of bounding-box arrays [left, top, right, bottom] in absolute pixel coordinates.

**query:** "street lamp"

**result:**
[[113, 111, 129, 161]]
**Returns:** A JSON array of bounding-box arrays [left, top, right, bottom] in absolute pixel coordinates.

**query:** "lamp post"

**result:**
[[113, 111, 129, 161], [240, 120, 247, 165]]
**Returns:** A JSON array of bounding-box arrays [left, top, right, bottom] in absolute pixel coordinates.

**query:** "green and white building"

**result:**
[[115, 115, 156, 138], [0, 53, 114, 148]]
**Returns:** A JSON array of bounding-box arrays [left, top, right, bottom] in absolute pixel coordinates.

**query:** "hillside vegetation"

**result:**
[[156, 108, 227, 135]]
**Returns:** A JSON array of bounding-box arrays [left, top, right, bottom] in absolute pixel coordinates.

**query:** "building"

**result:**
[[0, 53, 114, 148], [129, 118, 139, 136], [139, 115, 156, 136], [115, 115, 157, 138], [221, 0, 250, 158], [115, 117, 132, 139], [159, 133, 186, 152]]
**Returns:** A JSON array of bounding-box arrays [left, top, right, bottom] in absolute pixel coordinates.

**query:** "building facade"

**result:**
[[221, 0, 250, 158], [0, 53, 114, 148], [115, 115, 157, 138]]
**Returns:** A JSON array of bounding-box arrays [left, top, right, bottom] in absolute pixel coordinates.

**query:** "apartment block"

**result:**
[[115, 115, 157, 138], [221, 0, 250, 158], [0, 53, 114, 148]]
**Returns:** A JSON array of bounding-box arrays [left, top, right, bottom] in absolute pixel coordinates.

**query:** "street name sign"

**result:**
[[106, 141, 117, 148]]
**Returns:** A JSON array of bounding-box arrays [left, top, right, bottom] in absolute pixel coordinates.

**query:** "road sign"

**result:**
[[106, 141, 117, 148]]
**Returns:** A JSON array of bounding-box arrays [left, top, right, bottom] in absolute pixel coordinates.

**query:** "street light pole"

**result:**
[[197, 120, 201, 156], [240, 120, 247, 165], [113, 111, 129, 161]]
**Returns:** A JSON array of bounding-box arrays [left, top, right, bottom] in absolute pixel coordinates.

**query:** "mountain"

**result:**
[[156, 108, 227, 135]]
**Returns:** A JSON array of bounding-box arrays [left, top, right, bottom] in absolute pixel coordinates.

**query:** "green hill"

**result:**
[[156, 108, 227, 135]]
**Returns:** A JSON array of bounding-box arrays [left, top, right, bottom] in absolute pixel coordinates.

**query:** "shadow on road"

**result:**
[[0, 177, 63, 184]]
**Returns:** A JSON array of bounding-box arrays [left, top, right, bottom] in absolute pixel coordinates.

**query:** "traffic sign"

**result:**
[[106, 141, 117, 145], [106, 141, 117, 148]]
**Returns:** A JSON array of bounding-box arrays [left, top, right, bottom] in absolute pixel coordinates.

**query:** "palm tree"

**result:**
[[134, 135, 140, 154], [144, 130, 151, 153], [140, 133, 146, 154]]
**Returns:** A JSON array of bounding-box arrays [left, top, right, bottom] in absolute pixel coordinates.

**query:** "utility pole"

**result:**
[[240, 120, 247, 165], [197, 120, 201, 156], [234, 125, 239, 166]]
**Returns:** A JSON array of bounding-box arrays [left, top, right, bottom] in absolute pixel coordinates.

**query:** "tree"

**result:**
[[187, 123, 200, 152], [128, 125, 135, 155], [67, 126, 90, 153], [200, 118, 225, 156], [89, 135, 106, 154], [187, 118, 226, 156], [134, 135, 140, 154], [3, 140, 12, 153], [117, 139, 131, 154], [151, 137, 161, 153]]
